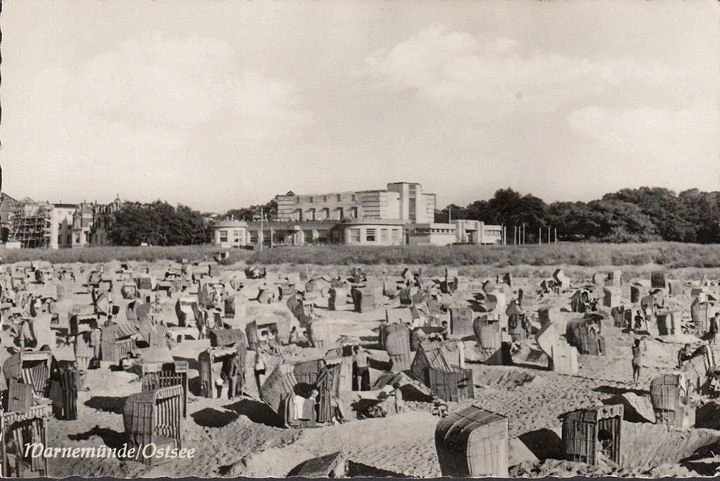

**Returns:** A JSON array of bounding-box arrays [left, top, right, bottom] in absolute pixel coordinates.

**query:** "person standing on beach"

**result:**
[[631, 338, 645, 386], [709, 313, 719, 345], [254, 346, 267, 393], [352, 345, 372, 391]]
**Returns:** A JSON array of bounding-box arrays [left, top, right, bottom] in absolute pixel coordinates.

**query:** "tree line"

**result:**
[[100, 187, 719, 246], [435, 187, 720, 243], [105, 201, 210, 246]]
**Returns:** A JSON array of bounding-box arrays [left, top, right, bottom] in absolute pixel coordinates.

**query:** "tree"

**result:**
[[585, 199, 660, 242], [224, 199, 277, 221], [435, 204, 467, 222], [677, 189, 720, 243], [108, 201, 210, 246]]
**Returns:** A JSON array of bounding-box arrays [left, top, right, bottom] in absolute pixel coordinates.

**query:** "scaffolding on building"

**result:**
[[9, 199, 53, 248]]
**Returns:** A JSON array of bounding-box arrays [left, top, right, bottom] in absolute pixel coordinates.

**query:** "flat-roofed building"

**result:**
[[274, 182, 436, 224], [275, 191, 361, 222], [213, 220, 250, 248], [408, 220, 504, 246], [330, 219, 406, 246]]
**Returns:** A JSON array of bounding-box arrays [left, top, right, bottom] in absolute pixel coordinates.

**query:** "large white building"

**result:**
[[274, 182, 436, 224]]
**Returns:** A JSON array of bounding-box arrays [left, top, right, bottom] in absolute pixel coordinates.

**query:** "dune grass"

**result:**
[[247, 242, 720, 269], [1, 242, 718, 270], [0, 244, 252, 265]]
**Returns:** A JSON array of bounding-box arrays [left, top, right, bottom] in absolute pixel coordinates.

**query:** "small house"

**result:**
[[351, 287, 375, 313], [198, 347, 243, 399], [602, 286, 622, 309], [650, 374, 695, 428], [142, 361, 190, 418], [449, 307, 474, 338], [565, 315, 605, 356], [650, 271, 666, 289], [1, 404, 52, 476], [292, 359, 342, 424], [656, 310, 680, 338], [473, 317, 502, 352], [3, 350, 53, 397], [307, 319, 340, 349], [260, 361, 341, 428], [328, 287, 349, 311], [123, 385, 183, 465], [571, 290, 591, 313], [630, 284, 646, 303], [100, 323, 137, 363], [691, 297, 709, 333], [48, 364, 79, 421], [411, 344, 473, 402], [605, 270, 622, 287], [435, 405, 509, 477], [561, 404, 623, 466], [442, 268, 459, 294], [680, 345, 715, 393], [382, 323, 412, 372], [245, 315, 291, 349], [385, 307, 413, 328]]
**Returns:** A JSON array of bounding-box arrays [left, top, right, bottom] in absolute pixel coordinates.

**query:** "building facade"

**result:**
[[50, 204, 77, 249], [4, 196, 126, 249], [274, 182, 436, 224], [407, 220, 504, 246], [329, 219, 406, 246], [72, 203, 95, 247], [213, 220, 250, 249], [211, 182, 504, 248], [91, 196, 124, 246]]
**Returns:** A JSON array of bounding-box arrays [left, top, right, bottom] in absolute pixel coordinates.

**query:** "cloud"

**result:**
[[567, 105, 720, 158], [4, 33, 312, 208], [361, 25, 684, 115], [68, 33, 310, 140]]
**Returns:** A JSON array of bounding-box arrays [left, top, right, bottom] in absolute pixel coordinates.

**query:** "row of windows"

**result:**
[[57, 234, 72, 245], [218, 229, 245, 243], [349, 228, 401, 243], [296, 194, 357, 204]]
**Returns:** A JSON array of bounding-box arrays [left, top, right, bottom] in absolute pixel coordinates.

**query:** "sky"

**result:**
[[1, 0, 718, 213]]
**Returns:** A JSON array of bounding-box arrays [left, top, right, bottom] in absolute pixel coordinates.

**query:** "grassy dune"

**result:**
[[0, 244, 252, 264], [247, 242, 720, 268], [0, 242, 718, 269]]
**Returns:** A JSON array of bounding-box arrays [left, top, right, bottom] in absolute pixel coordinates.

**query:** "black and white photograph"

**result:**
[[0, 0, 719, 477]]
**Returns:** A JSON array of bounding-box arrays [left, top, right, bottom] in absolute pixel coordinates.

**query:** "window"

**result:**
[[219, 230, 228, 242], [366, 228, 376, 242], [349, 229, 361, 243], [66, 234, 72, 245], [380, 229, 389, 243], [57, 235, 62, 245], [391, 229, 401, 243], [336, 194, 341, 202]]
